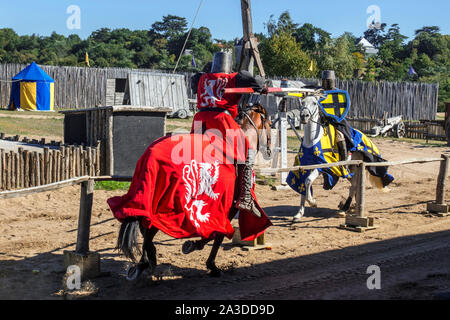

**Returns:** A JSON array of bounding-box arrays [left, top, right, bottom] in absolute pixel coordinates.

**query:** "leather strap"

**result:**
[[197, 107, 231, 117]]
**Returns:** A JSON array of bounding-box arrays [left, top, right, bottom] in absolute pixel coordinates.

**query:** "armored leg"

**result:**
[[336, 130, 349, 175], [236, 149, 262, 218]]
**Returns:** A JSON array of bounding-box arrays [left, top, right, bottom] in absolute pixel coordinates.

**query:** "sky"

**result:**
[[0, 0, 449, 41]]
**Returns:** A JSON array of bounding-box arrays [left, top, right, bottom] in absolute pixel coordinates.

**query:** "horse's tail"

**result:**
[[367, 172, 390, 192], [117, 218, 141, 262]]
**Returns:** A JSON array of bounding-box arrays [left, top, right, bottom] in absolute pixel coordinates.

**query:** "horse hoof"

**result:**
[[182, 241, 195, 255], [126, 266, 140, 281], [336, 211, 346, 218], [292, 216, 302, 223]]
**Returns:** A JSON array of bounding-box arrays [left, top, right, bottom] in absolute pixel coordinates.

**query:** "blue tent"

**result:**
[[8, 62, 54, 111]]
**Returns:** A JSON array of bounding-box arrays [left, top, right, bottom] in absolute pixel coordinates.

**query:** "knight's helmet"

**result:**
[[322, 70, 336, 90], [211, 51, 233, 74]]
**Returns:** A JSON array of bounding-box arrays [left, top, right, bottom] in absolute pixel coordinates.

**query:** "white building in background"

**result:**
[[356, 37, 379, 57]]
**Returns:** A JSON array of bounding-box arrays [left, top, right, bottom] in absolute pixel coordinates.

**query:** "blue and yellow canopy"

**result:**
[[8, 62, 54, 111]]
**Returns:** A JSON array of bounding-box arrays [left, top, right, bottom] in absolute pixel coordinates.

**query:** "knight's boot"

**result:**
[[337, 140, 349, 175], [236, 149, 262, 218]]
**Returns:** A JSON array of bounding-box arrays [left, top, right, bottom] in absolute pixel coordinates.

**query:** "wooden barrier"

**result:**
[[0, 141, 101, 191], [427, 154, 450, 216], [0, 152, 447, 279], [257, 155, 448, 232]]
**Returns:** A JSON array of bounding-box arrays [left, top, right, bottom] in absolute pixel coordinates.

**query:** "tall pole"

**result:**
[[239, 0, 265, 78]]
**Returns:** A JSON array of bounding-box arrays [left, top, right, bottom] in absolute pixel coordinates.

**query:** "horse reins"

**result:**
[[240, 105, 272, 157]]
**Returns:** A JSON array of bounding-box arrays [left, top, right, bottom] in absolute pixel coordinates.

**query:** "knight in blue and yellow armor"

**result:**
[[287, 70, 394, 195]]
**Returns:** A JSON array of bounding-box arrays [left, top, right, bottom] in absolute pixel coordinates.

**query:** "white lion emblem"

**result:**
[[182, 160, 220, 228]]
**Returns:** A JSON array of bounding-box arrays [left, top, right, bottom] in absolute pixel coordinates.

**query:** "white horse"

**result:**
[[293, 95, 389, 222]]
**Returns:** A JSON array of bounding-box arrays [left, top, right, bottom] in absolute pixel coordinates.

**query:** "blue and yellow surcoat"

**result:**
[[287, 125, 394, 195]]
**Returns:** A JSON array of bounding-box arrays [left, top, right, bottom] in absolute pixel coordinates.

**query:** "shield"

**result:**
[[318, 89, 350, 122]]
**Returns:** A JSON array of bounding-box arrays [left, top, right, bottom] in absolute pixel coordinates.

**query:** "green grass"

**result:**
[[0, 108, 63, 117], [0, 116, 63, 137], [94, 181, 131, 191], [255, 173, 277, 187]]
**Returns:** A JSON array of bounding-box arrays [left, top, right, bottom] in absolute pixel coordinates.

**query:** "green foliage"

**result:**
[[0, 11, 447, 111], [260, 30, 310, 77], [0, 15, 217, 71]]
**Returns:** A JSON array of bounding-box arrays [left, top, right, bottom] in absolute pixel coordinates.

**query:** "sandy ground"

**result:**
[[0, 137, 450, 300]]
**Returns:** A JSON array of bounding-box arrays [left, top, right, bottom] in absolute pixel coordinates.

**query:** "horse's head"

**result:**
[[238, 103, 272, 158], [300, 96, 320, 125]]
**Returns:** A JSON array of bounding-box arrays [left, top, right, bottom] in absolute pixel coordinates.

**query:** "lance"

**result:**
[[223, 87, 317, 94]]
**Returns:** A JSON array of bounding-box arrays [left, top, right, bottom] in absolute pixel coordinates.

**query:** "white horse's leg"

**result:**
[[305, 169, 319, 208], [294, 194, 307, 221]]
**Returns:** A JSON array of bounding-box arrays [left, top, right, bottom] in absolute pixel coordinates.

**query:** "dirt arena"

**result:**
[[1, 137, 449, 300]]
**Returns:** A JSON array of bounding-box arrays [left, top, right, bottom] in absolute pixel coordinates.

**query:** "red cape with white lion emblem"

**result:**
[[107, 133, 271, 241]]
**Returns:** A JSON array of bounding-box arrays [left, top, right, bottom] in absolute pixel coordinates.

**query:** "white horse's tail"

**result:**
[[352, 152, 390, 192]]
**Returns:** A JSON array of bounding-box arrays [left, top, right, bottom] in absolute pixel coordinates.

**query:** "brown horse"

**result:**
[[116, 103, 272, 280]]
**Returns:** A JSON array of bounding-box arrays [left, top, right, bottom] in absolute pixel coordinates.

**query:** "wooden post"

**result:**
[[75, 179, 95, 254], [39, 153, 44, 185], [95, 141, 101, 176], [6, 152, 11, 190], [44, 147, 49, 184], [340, 162, 376, 232], [63, 178, 100, 280], [23, 150, 29, 188], [87, 147, 92, 176], [14, 152, 19, 189], [436, 154, 449, 204], [60, 146, 66, 181], [65, 147, 70, 180], [0, 149, 4, 190], [35, 152, 40, 187], [10, 151, 16, 189], [18, 147, 23, 188], [427, 154, 450, 216], [356, 162, 366, 218]]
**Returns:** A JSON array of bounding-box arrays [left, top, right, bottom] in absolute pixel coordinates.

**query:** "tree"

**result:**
[[264, 11, 298, 37], [260, 30, 310, 77], [151, 15, 187, 41], [363, 23, 387, 48], [294, 23, 331, 53]]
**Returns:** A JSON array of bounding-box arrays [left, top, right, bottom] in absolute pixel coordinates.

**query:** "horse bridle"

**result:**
[[239, 104, 272, 158], [301, 96, 324, 127]]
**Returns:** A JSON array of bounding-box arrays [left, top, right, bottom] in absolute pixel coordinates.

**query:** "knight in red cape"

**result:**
[[191, 51, 267, 219], [107, 52, 271, 242]]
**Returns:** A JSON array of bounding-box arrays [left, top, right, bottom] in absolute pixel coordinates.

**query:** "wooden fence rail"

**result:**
[[0, 143, 101, 191]]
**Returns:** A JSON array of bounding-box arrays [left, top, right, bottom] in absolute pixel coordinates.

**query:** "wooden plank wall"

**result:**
[[127, 72, 189, 112], [274, 76, 439, 121], [0, 63, 439, 121], [0, 63, 168, 110]]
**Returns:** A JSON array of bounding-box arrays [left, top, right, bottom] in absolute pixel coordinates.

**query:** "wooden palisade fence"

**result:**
[[347, 118, 447, 141], [0, 63, 440, 122], [0, 142, 101, 191]]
